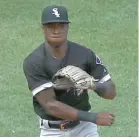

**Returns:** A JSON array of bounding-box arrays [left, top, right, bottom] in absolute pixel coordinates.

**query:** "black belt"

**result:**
[[48, 120, 80, 130]]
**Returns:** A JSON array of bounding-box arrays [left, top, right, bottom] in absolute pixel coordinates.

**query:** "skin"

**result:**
[[35, 22, 116, 126], [94, 80, 116, 99], [41, 22, 69, 58]]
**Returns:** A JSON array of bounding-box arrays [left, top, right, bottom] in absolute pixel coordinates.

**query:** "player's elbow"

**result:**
[[104, 83, 116, 100], [107, 89, 116, 99]]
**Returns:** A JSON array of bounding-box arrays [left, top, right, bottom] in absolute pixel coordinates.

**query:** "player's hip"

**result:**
[[38, 116, 99, 137]]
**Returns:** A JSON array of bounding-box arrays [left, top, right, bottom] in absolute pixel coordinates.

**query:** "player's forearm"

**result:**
[[94, 80, 116, 99], [45, 99, 98, 123], [44, 99, 78, 120], [44, 99, 99, 123]]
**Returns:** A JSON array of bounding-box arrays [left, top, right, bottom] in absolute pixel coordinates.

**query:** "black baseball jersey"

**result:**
[[23, 40, 111, 120]]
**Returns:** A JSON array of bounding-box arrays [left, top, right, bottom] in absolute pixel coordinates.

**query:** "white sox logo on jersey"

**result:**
[[52, 8, 60, 17]]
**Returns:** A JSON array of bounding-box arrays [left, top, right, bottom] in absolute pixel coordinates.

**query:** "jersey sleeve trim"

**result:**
[[32, 82, 53, 96], [99, 74, 111, 83]]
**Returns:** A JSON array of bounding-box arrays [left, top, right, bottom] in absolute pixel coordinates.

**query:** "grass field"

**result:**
[[0, 0, 137, 137]]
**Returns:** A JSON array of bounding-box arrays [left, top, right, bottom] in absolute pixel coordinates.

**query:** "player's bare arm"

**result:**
[[35, 88, 115, 126], [94, 79, 116, 99], [35, 88, 77, 120]]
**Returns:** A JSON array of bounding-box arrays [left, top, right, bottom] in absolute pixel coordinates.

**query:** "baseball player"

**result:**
[[23, 5, 116, 137]]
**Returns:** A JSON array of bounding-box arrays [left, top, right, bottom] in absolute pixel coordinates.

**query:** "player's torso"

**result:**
[[32, 41, 92, 120]]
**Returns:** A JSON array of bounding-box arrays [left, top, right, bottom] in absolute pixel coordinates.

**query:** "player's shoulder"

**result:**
[[23, 43, 45, 66], [68, 40, 95, 55]]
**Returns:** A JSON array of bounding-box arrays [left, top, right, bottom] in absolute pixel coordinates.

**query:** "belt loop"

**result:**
[[41, 119, 43, 126]]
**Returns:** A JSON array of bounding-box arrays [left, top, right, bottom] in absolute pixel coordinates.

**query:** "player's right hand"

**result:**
[[96, 112, 115, 126]]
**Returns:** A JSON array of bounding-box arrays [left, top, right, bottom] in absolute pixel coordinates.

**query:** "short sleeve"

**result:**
[[23, 58, 52, 96], [87, 51, 111, 83]]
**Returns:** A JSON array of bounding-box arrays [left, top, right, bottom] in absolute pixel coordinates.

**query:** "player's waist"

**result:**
[[41, 118, 80, 130], [49, 120, 80, 130]]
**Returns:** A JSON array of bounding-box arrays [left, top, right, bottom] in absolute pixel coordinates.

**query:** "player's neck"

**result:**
[[45, 40, 68, 58]]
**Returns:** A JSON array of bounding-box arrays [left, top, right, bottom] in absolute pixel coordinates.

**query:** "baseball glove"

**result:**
[[52, 65, 97, 90]]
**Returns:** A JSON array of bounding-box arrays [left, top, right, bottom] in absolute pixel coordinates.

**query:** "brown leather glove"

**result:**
[[52, 65, 97, 90]]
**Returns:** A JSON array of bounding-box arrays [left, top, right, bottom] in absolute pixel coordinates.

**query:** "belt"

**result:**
[[48, 120, 80, 130]]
